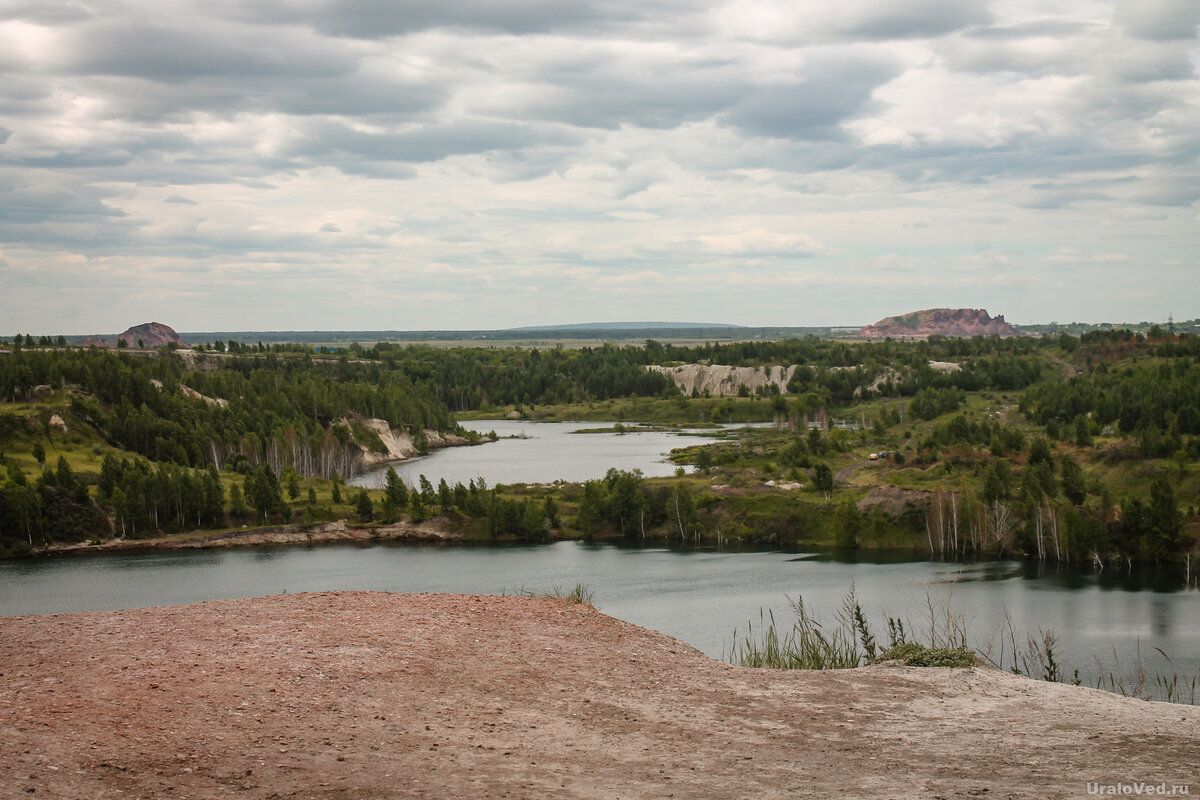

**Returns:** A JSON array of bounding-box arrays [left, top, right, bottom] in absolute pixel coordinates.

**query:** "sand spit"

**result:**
[[2, 592, 1196, 799]]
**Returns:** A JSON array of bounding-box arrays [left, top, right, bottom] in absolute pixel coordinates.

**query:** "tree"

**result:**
[[1073, 416, 1093, 448], [1060, 455, 1086, 506], [670, 481, 697, 540], [244, 464, 285, 522], [202, 468, 224, 524], [355, 490, 374, 522], [384, 467, 408, 510], [1028, 437, 1053, 467], [228, 483, 246, 516], [983, 459, 1012, 504], [833, 502, 862, 548], [285, 470, 301, 501], [410, 490, 426, 523], [32, 443, 45, 465], [576, 480, 605, 534], [1143, 474, 1182, 564], [604, 468, 645, 536], [812, 463, 834, 500]]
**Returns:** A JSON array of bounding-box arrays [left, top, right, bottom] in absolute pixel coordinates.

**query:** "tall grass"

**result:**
[[728, 584, 976, 670], [506, 581, 596, 606], [730, 585, 1198, 705]]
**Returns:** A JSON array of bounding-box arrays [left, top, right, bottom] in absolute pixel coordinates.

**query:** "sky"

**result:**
[[1, 0, 1198, 334]]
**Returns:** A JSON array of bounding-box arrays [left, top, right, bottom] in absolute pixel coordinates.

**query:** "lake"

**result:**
[[2, 541, 1196, 693], [350, 420, 736, 489]]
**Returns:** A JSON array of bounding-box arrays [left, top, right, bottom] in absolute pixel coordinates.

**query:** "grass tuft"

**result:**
[[507, 582, 596, 607]]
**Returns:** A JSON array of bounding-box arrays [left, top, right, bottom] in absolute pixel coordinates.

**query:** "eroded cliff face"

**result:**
[[648, 364, 797, 396], [860, 308, 1021, 339], [350, 417, 470, 468]]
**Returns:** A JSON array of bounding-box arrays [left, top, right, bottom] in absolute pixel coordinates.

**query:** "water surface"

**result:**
[[3, 541, 1195, 690], [350, 420, 732, 488]]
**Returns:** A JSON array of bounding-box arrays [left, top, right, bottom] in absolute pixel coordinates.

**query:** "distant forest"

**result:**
[[1, 327, 1198, 566]]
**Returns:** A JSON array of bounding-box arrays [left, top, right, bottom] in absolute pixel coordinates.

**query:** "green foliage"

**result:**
[[833, 501, 861, 548], [355, 489, 374, 522], [872, 642, 978, 668], [1021, 350, 1200, 445], [0, 347, 454, 477], [384, 467, 409, 510], [909, 387, 964, 421], [983, 459, 1012, 503], [812, 463, 834, 497], [1060, 455, 1086, 505], [731, 603, 862, 670], [244, 464, 288, 523]]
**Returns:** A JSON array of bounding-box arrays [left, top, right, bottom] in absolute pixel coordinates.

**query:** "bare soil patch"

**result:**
[[2, 592, 1196, 799]]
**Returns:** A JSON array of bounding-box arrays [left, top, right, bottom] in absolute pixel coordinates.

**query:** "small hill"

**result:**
[[860, 308, 1020, 339], [78, 322, 189, 349]]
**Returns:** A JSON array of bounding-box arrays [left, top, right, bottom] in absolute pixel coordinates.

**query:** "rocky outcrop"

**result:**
[[347, 417, 470, 469], [79, 322, 189, 349], [179, 385, 229, 408], [649, 364, 796, 396], [860, 309, 1021, 340]]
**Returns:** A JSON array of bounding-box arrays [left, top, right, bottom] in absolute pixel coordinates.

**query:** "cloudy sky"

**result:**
[[1, 0, 1198, 334]]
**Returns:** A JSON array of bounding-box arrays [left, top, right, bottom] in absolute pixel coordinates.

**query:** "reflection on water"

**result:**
[[2, 541, 1196, 689]]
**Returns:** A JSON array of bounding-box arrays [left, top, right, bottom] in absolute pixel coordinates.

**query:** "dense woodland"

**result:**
[[0, 329, 1196, 567]]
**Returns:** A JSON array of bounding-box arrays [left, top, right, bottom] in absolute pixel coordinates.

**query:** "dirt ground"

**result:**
[[2, 592, 1196, 799]]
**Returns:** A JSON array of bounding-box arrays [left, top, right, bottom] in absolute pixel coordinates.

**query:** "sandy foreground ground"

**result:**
[[1, 592, 1197, 799]]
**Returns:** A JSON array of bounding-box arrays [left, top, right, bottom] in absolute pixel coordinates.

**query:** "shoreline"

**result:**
[[34, 517, 470, 557]]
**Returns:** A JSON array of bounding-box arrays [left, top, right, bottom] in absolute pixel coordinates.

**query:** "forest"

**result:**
[[0, 328, 1196, 567]]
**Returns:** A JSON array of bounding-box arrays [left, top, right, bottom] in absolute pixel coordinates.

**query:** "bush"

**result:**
[[873, 642, 978, 668]]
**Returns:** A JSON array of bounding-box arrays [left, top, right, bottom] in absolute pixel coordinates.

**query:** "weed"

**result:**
[[507, 582, 596, 607]]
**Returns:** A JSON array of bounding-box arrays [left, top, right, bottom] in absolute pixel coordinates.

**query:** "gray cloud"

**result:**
[[284, 118, 583, 167], [723, 53, 899, 139], [64, 22, 358, 83], [1114, 0, 1200, 41], [838, 0, 992, 40], [0, 0, 94, 24], [230, 0, 709, 38], [319, 222, 342, 232]]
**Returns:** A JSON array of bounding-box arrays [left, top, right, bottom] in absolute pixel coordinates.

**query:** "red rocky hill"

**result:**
[[860, 308, 1021, 339], [78, 322, 189, 348]]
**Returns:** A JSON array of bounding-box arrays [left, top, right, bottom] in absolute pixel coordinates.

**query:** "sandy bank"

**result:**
[[39, 518, 467, 556], [2, 592, 1196, 799]]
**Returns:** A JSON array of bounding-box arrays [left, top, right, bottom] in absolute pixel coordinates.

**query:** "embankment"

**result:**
[[2, 592, 1196, 799], [41, 518, 466, 556]]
